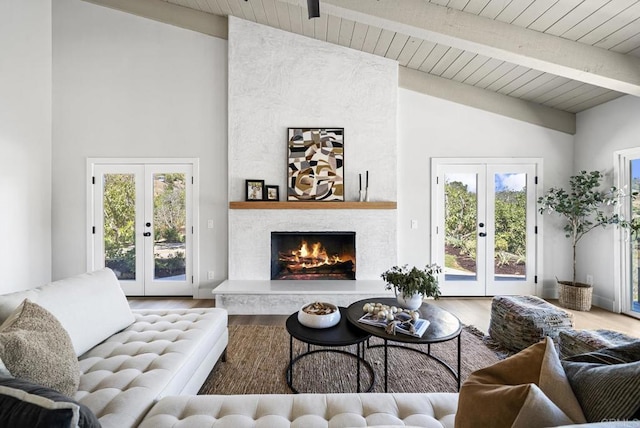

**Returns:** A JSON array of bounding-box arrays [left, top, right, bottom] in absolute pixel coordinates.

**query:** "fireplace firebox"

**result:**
[[271, 232, 356, 280]]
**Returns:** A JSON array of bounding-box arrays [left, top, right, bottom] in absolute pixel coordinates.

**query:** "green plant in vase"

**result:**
[[381, 264, 442, 310]]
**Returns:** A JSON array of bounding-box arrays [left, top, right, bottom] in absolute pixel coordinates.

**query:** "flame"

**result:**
[[283, 240, 343, 270]]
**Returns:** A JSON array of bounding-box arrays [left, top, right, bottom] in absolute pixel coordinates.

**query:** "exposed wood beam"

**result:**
[[399, 67, 576, 135], [321, 0, 640, 97], [81, 0, 228, 39]]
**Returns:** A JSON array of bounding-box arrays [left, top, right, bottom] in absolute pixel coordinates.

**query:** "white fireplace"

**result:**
[[216, 18, 399, 314], [228, 209, 396, 280]]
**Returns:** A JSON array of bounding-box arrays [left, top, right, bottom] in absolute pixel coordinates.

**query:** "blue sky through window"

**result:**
[[445, 173, 525, 193], [632, 159, 640, 181]]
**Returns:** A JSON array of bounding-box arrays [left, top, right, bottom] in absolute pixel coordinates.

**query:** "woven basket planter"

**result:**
[[557, 280, 592, 311]]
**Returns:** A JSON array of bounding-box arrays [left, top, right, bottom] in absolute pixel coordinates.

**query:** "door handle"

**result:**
[[479, 232, 486, 237], [143, 232, 151, 237]]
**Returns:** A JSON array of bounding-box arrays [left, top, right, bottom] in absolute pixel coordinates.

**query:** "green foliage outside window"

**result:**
[[103, 172, 187, 279], [154, 173, 186, 244], [445, 180, 527, 269]]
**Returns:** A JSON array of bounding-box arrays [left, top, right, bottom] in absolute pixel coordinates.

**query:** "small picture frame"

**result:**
[[266, 185, 280, 201], [245, 179, 265, 201]]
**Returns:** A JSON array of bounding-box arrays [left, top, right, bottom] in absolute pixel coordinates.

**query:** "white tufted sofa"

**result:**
[[76, 307, 227, 427], [0, 268, 228, 428], [138, 393, 460, 428]]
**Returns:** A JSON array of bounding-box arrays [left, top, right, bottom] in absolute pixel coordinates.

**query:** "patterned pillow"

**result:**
[[562, 341, 640, 423], [0, 300, 80, 396]]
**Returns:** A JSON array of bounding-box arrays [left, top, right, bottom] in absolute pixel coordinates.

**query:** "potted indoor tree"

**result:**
[[537, 170, 632, 310], [381, 264, 442, 310]]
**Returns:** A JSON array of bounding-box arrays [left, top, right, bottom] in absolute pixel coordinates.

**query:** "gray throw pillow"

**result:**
[[0, 300, 80, 397], [562, 359, 640, 423], [563, 340, 640, 365], [0, 376, 101, 428]]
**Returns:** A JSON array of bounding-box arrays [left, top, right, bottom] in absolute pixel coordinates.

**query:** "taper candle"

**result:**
[[366, 170, 369, 188], [359, 173, 362, 191]]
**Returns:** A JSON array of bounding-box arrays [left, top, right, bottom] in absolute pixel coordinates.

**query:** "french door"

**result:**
[[88, 160, 197, 296], [615, 149, 640, 319], [432, 159, 539, 296]]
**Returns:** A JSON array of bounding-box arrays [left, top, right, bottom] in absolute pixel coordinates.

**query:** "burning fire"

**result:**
[[283, 240, 344, 270]]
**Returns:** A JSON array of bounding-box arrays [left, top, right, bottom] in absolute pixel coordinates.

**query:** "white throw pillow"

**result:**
[[0, 268, 134, 356]]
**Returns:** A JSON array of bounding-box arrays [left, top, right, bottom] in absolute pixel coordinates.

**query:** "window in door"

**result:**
[[88, 160, 197, 296], [630, 159, 640, 316], [432, 159, 540, 296]]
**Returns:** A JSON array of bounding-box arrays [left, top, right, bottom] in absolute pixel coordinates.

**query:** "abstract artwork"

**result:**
[[287, 128, 344, 201]]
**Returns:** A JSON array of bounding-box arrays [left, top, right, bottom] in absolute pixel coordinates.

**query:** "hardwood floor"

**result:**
[[128, 296, 640, 337]]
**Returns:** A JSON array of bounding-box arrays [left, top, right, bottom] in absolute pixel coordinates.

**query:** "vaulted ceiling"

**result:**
[[82, 0, 640, 134]]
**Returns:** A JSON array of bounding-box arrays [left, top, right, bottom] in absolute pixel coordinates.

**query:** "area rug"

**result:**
[[198, 325, 500, 395]]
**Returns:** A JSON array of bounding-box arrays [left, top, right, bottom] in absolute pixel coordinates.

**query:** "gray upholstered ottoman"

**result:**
[[488, 295, 574, 352], [558, 328, 639, 359]]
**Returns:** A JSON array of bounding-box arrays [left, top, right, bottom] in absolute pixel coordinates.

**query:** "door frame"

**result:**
[[86, 158, 200, 296], [430, 157, 543, 297], [614, 149, 640, 318]]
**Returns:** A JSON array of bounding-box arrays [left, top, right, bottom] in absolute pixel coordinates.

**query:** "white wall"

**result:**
[[397, 88, 575, 296], [0, 0, 52, 293], [40, 1, 590, 299], [574, 95, 640, 310], [227, 17, 397, 202], [52, 0, 228, 292], [227, 18, 399, 280]]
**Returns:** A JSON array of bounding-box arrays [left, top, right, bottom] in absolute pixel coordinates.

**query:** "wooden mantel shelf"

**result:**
[[229, 201, 397, 210]]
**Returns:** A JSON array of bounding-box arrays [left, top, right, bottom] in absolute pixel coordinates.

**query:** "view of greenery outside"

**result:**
[[445, 176, 526, 277], [103, 173, 186, 281], [153, 173, 186, 279], [445, 180, 478, 274], [104, 174, 136, 279]]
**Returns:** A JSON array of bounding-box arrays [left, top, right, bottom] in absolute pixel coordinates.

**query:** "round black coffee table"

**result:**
[[285, 307, 374, 393], [346, 297, 463, 392]]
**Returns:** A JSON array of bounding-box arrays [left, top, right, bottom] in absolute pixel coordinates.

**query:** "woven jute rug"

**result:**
[[198, 325, 500, 395]]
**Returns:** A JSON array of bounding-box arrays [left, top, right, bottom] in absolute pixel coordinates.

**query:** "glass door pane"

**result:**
[[444, 172, 478, 282], [631, 159, 640, 314], [144, 164, 192, 296], [152, 172, 187, 282], [492, 172, 527, 282], [436, 164, 486, 296], [103, 173, 137, 280], [93, 164, 145, 296], [486, 164, 536, 296]]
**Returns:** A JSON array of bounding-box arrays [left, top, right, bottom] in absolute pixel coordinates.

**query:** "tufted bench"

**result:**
[[488, 295, 574, 352], [76, 308, 228, 428], [138, 393, 459, 428]]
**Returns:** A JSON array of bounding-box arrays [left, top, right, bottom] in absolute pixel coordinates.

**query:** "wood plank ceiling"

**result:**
[[84, 0, 640, 132], [161, 0, 640, 114]]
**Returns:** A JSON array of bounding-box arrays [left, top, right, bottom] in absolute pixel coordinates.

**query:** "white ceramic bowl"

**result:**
[[298, 302, 341, 329]]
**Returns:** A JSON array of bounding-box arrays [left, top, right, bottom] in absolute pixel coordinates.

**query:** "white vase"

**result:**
[[395, 291, 423, 310]]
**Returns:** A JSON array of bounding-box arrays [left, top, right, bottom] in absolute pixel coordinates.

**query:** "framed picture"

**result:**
[[266, 185, 279, 201], [287, 128, 344, 201], [245, 179, 265, 201]]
